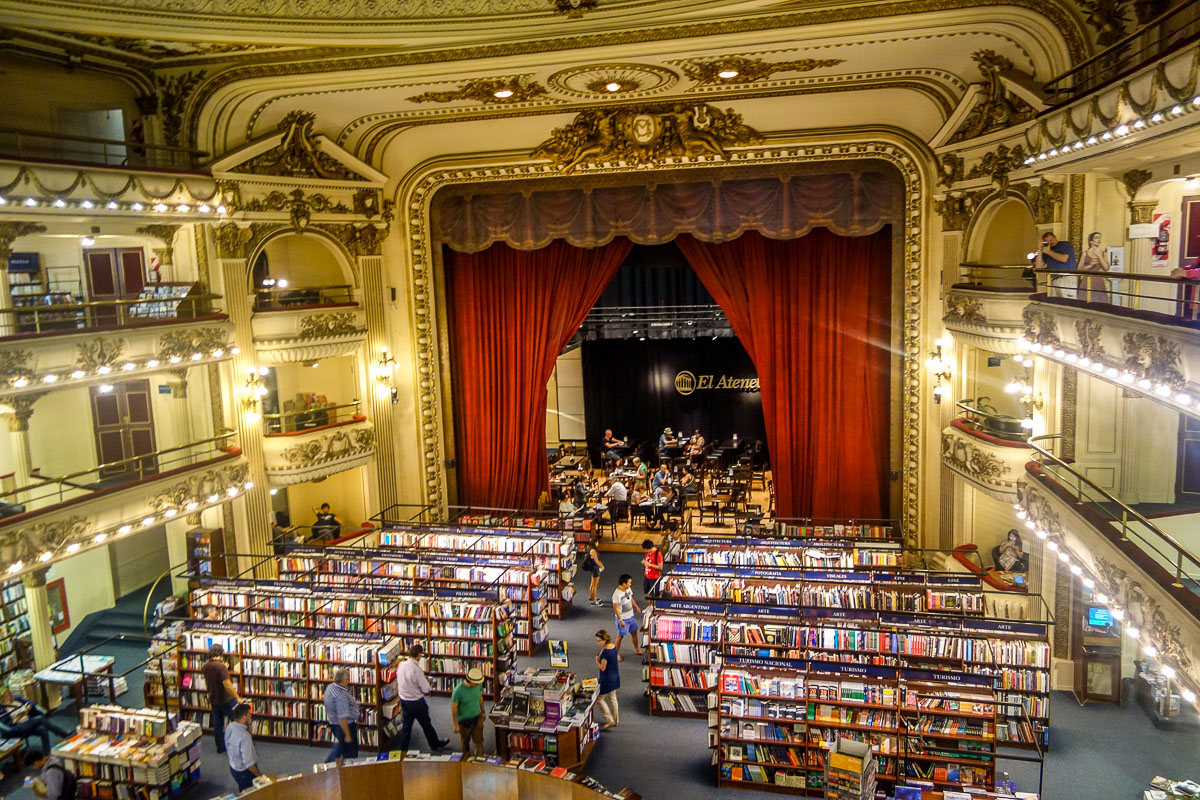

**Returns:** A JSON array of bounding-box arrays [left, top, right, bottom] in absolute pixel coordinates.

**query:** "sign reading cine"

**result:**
[[674, 370, 760, 395]]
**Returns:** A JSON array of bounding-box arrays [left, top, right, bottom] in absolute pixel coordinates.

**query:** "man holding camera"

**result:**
[[1033, 231, 1077, 299]]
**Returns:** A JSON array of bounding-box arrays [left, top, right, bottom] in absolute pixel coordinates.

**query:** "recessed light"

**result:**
[[493, 89, 514, 99], [605, 82, 622, 92], [717, 69, 740, 79]]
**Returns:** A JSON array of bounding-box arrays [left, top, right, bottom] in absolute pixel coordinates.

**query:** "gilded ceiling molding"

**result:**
[[533, 103, 762, 174], [1077, 0, 1132, 46], [408, 76, 548, 105], [398, 135, 928, 544], [679, 55, 845, 85], [185, 0, 1087, 147], [232, 110, 364, 181], [156, 71, 206, 148], [964, 142, 1027, 190], [553, 0, 597, 16], [949, 50, 1035, 144], [242, 189, 352, 231], [0, 222, 47, 259], [547, 63, 678, 99]]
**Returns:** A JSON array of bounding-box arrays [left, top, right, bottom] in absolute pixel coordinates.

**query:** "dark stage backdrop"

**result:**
[[582, 338, 766, 464]]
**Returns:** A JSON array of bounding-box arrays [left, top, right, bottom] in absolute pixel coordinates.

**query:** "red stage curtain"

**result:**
[[446, 238, 633, 508], [676, 228, 893, 519]]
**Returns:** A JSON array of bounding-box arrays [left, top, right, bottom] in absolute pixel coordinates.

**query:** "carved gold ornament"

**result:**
[[298, 312, 366, 339], [0, 349, 33, 385], [281, 426, 375, 468], [1121, 331, 1186, 390], [77, 338, 127, 372], [157, 328, 232, 363], [0, 222, 48, 260], [1022, 308, 1062, 349], [1075, 319, 1106, 362], [149, 462, 250, 514], [941, 433, 1010, 482], [547, 64, 678, 99], [553, 0, 597, 16], [965, 143, 1027, 191], [950, 50, 1035, 144], [156, 71, 206, 148], [0, 516, 94, 573], [1077, 0, 1132, 46], [235, 111, 361, 181], [533, 103, 763, 174], [680, 55, 844, 85], [1016, 179, 1063, 225], [944, 295, 986, 325], [1121, 168, 1154, 205], [938, 154, 965, 188], [409, 76, 548, 105], [243, 189, 351, 231]]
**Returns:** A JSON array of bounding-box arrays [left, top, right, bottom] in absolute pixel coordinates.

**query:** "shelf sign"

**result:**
[[654, 599, 726, 615], [807, 661, 894, 679], [725, 655, 808, 670], [960, 619, 1046, 636], [7, 252, 39, 272], [804, 608, 876, 622], [901, 667, 993, 687], [728, 604, 799, 619]]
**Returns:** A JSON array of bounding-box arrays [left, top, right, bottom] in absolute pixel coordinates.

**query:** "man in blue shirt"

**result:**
[[1034, 232, 1077, 299], [224, 703, 267, 792], [322, 669, 361, 767]]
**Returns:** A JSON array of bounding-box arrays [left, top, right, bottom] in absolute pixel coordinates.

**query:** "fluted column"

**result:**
[[359, 254, 399, 513], [21, 568, 55, 670], [217, 257, 273, 576], [7, 394, 44, 504]]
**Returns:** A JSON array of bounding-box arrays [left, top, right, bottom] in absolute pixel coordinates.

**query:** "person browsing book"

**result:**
[[322, 668, 361, 767], [392, 644, 450, 753], [225, 702, 269, 792], [611, 574, 643, 661], [201, 644, 243, 754], [0, 686, 71, 761], [450, 668, 487, 757], [594, 630, 620, 730]]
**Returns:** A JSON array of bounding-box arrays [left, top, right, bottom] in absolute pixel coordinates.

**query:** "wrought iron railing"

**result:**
[[954, 263, 1033, 292], [253, 284, 355, 311], [1033, 268, 1200, 324], [0, 292, 223, 338], [262, 401, 362, 435], [0, 126, 209, 171]]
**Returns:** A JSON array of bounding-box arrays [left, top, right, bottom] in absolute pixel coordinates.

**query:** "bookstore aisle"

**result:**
[[2, 555, 1200, 800]]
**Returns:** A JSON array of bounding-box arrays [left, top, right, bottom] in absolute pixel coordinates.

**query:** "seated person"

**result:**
[[657, 426, 678, 456], [311, 503, 344, 541], [685, 430, 706, 460], [603, 479, 628, 520], [679, 466, 698, 494], [651, 465, 668, 492], [573, 478, 591, 508], [0, 686, 71, 759], [654, 486, 682, 530], [601, 429, 624, 463], [558, 496, 578, 515], [993, 529, 1029, 572]]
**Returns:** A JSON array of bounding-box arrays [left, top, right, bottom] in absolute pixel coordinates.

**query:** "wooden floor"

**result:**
[[595, 478, 773, 551]]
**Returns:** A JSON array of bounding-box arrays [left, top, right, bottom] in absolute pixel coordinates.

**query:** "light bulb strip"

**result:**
[[0, 193, 230, 216], [0, 483, 253, 579], [1020, 97, 1200, 167], [5, 348, 236, 395], [1012, 497, 1200, 713]]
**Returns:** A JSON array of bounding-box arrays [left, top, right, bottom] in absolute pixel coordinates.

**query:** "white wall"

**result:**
[[0, 56, 140, 139], [285, 465, 371, 533], [546, 347, 585, 447], [47, 546, 116, 641], [261, 234, 351, 289], [26, 387, 96, 476], [109, 525, 169, 598]]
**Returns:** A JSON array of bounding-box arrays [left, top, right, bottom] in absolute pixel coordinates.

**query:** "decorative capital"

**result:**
[[949, 49, 1035, 143], [0, 222, 47, 260], [136, 224, 181, 266], [215, 222, 281, 260], [1129, 200, 1157, 225], [533, 103, 763, 174], [5, 392, 46, 433], [314, 223, 385, 258], [1121, 168, 1153, 203], [679, 55, 844, 85]]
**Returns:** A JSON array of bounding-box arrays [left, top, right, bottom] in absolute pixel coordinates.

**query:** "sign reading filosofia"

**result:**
[[675, 370, 760, 396]]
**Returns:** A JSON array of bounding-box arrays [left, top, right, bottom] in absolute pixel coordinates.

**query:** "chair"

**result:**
[[750, 442, 767, 490]]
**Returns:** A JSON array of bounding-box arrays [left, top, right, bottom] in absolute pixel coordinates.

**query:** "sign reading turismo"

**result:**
[[675, 370, 760, 396]]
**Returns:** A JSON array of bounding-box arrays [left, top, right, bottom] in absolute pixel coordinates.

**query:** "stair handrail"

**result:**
[[142, 560, 195, 634], [1027, 434, 1200, 588]]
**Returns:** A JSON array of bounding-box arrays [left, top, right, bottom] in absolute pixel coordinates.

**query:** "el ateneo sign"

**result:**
[[674, 370, 760, 396]]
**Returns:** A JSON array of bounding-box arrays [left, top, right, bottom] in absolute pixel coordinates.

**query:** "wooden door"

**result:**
[[84, 247, 146, 326], [90, 380, 157, 482], [1177, 413, 1200, 501]]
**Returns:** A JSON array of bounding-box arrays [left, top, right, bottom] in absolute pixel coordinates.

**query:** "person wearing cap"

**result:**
[[657, 426, 678, 458], [450, 668, 487, 756]]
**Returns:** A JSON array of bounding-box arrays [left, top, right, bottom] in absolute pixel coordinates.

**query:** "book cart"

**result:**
[[276, 544, 545, 656], [649, 563, 1053, 753], [53, 704, 202, 800], [372, 504, 577, 620], [714, 656, 1000, 795]]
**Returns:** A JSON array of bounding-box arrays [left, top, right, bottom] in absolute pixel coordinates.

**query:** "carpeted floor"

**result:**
[[3, 552, 1199, 800]]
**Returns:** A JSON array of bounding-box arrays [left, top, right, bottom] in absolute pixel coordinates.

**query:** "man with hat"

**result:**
[[450, 668, 488, 757], [657, 426, 678, 459]]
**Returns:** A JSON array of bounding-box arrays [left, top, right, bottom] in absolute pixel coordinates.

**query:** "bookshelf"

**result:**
[[189, 580, 515, 700], [53, 705, 202, 800], [186, 528, 227, 579], [276, 546, 546, 655], [713, 657, 998, 796], [646, 600, 725, 718], [143, 622, 184, 712], [488, 668, 599, 771], [739, 520, 901, 542], [0, 578, 32, 674], [680, 535, 902, 571]]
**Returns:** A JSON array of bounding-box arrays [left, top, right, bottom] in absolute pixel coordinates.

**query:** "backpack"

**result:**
[[44, 761, 78, 800], [582, 551, 597, 571]]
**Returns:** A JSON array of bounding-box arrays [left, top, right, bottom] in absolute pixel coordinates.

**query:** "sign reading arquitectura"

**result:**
[[675, 370, 760, 396]]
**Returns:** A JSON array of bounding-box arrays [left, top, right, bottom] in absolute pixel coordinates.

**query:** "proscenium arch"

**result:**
[[385, 129, 935, 546], [242, 227, 362, 294], [965, 193, 1040, 265]]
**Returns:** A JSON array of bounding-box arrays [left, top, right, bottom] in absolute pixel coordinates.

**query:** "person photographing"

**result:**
[[1033, 232, 1077, 298]]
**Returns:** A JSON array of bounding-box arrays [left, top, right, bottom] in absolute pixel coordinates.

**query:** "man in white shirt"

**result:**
[[392, 644, 450, 752], [611, 573, 643, 661], [224, 703, 267, 792], [604, 479, 629, 523]]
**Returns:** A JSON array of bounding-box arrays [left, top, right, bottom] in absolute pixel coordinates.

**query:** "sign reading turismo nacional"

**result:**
[[675, 370, 760, 396]]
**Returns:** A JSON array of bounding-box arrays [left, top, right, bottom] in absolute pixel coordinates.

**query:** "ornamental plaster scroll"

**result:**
[[0, 515, 93, 573], [400, 136, 928, 546], [1093, 555, 1193, 672], [409, 76, 549, 105], [298, 312, 365, 339], [0, 222, 48, 259], [1022, 307, 1062, 349], [949, 50, 1036, 144], [941, 431, 1011, 483], [232, 111, 364, 181], [77, 338, 127, 372], [242, 189, 352, 231], [943, 294, 986, 325], [157, 327, 232, 362], [254, 339, 365, 365], [264, 424, 376, 485], [147, 461, 250, 514], [1121, 331, 1186, 391], [0, 349, 33, 384], [678, 55, 845, 85], [1075, 319, 1106, 362]]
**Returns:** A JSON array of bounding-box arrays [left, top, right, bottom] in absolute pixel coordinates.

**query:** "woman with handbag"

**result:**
[[583, 530, 605, 606]]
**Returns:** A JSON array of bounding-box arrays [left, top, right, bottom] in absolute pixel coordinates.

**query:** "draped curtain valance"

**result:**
[[434, 170, 899, 253]]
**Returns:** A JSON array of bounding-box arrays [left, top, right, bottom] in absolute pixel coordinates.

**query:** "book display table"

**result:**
[[489, 669, 599, 771], [34, 655, 116, 708]]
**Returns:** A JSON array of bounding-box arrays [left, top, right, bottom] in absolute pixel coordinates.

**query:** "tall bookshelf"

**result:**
[[680, 535, 902, 571], [0, 578, 32, 674], [276, 547, 546, 655], [54, 705, 202, 800], [190, 580, 516, 699], [646, 600, 725, 717], [713, 657, 998, 796]]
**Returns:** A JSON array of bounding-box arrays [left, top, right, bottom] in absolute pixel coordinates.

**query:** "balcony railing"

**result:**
[[1032, 268, 1200, 327], [954, 264, 1033, 293], [1028, 435, 1200, 599], [263, 401, 362, 435], [253, 285, 355, 312], [955, 400, 1030, 443], [1043, 0, 1200, 104], [0, 293, 225, 339], [0, 127, 210, 172], [0, 433, 238, 516]]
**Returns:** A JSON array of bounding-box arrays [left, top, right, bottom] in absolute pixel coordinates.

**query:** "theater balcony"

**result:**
[[943, 263, 1031, 354], [262, 405, 374, 486], [942, 403, 1033, 502], [0, 433, 247, 578], [1022, 271, 1199, 418], [250, 287, 366, 364]]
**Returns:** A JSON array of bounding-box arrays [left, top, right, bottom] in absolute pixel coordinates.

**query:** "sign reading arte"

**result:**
[[675, 370, 760, 396]]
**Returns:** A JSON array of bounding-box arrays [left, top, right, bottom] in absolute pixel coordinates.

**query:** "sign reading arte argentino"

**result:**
[[674, 370, 760, 396]]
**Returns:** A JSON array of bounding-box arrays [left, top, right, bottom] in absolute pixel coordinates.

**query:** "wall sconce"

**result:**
[[1005, 363, 1043, 431], [374, 346, 396, 384], [925, 335, 953, 404], [243, 365, 269, 422]]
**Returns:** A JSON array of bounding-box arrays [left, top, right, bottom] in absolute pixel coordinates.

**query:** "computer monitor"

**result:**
[[1088, 606, 1113, 627]]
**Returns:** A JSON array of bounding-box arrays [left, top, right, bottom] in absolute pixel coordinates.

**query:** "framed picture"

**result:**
[[47, 578, 70, 634]]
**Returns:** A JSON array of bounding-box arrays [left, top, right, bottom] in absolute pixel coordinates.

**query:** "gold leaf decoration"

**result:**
[[680, 55, 844, 84]]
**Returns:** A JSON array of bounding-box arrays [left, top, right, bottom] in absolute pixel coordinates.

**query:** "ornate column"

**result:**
[[215, 223, 276, 576], [359, 252, 399, 513], [7, 394, 44, 503], [0, 222, 47, 337], [21, 568, 56, 670]]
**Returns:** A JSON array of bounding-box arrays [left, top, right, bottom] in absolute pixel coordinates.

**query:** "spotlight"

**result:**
[[718, 69, 740, 79], [493, 89, 514, 99]]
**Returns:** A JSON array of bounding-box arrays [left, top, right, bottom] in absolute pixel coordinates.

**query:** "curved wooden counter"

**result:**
[[243, 759, 633, 800]]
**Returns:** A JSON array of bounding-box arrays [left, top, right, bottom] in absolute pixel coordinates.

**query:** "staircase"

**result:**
[[60, 581, 172, 655]]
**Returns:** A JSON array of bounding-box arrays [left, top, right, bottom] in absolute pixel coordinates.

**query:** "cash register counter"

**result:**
[[240, 760, 635, 800]]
